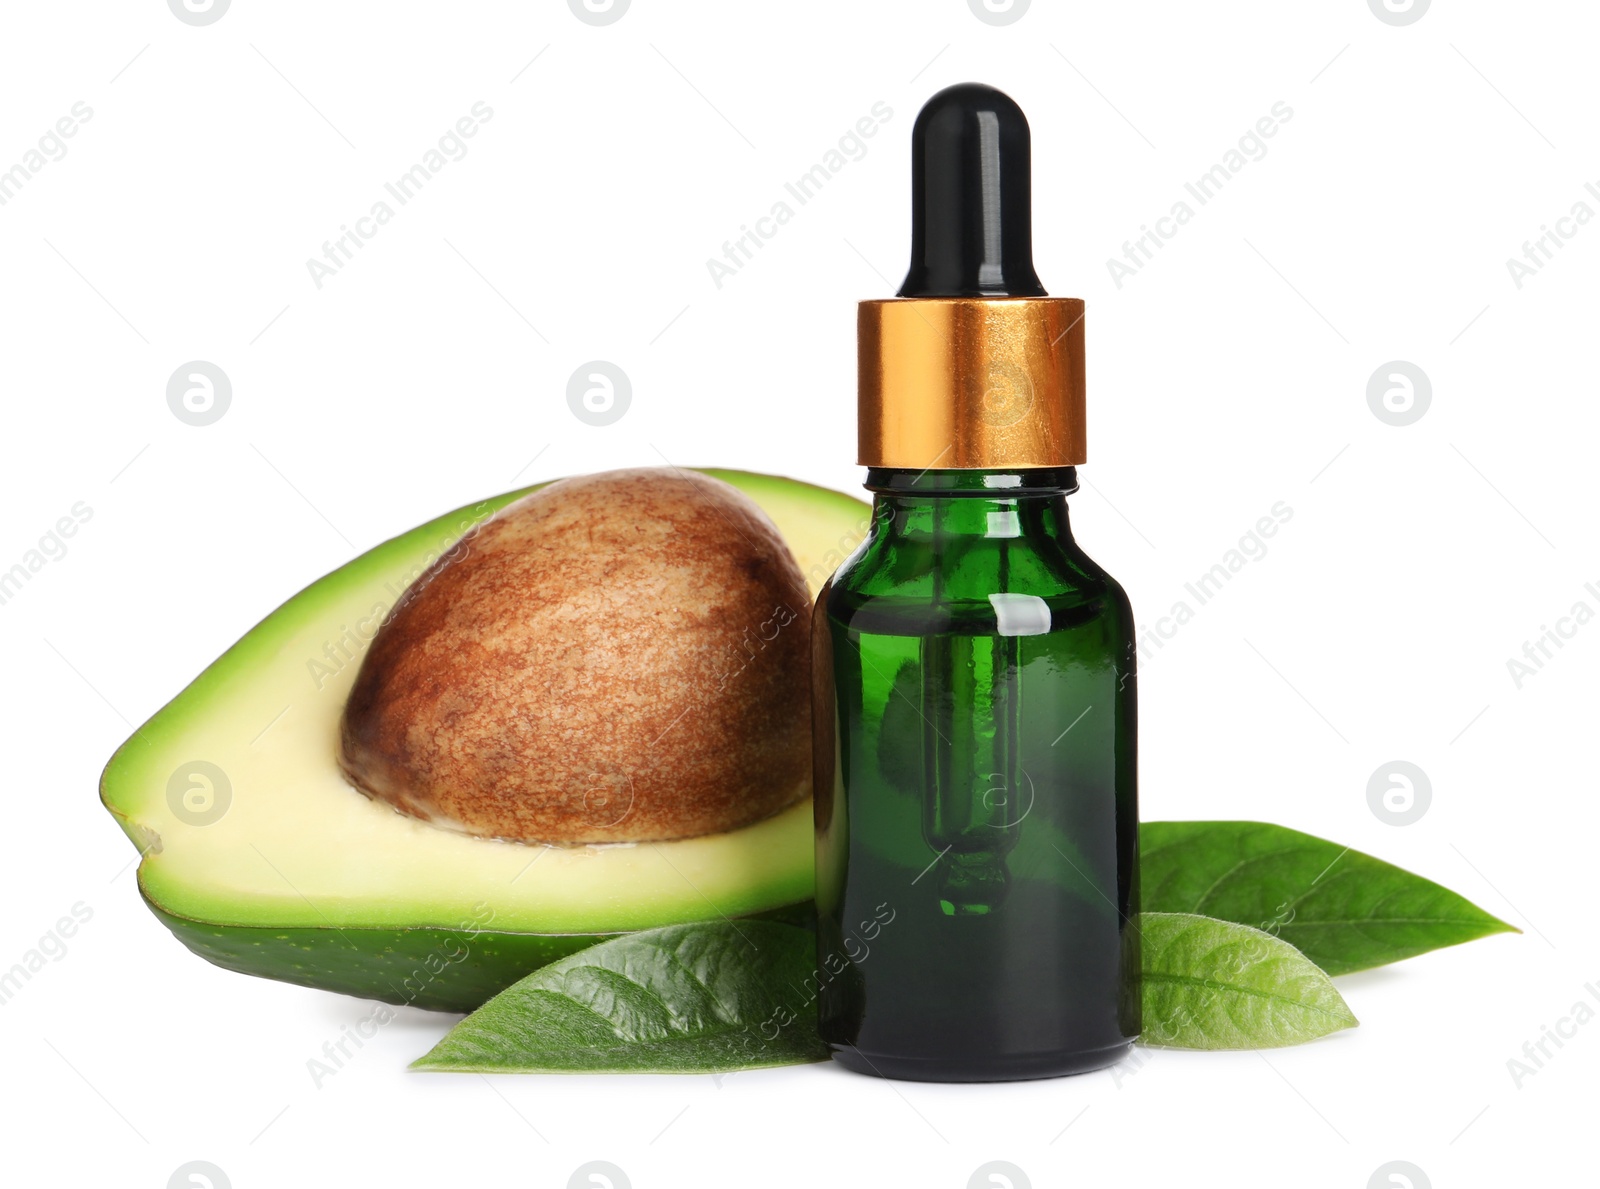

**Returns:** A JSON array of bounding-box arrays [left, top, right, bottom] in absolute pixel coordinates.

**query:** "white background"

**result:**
[[1, 1, 1595, 1186]]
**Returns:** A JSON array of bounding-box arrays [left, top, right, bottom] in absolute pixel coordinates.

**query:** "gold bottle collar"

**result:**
[[858, 297, 1086, 470]]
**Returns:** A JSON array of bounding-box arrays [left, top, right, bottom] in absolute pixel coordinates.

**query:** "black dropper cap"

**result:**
[[898, 83, 1046, 299]]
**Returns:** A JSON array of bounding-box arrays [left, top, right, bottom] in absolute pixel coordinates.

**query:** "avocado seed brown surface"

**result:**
[[338, 468, 813, 844]]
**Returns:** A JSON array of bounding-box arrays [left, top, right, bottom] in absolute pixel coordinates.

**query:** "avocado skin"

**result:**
[[148, 895, 815, 1012]]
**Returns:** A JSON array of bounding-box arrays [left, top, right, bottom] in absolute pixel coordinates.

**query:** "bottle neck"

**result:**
[[864, 467, 1077, 541]]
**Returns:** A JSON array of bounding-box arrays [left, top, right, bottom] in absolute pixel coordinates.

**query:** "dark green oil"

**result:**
[[813, 468, 1139, 1081]]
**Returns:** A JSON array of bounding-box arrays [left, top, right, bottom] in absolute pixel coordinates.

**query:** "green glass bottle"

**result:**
[[812, 84, 1139, 1082]]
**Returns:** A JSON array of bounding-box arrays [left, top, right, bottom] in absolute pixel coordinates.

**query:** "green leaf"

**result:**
[[411, 920, 829, 1073], [1141, 821, 1518, 975], [1139, 912, 1358, 1049]]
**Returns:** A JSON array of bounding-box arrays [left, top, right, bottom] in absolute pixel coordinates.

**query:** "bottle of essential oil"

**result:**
[[813, 82, 1139, 1082]]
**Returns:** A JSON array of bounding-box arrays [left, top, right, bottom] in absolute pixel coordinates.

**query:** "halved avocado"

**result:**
[[100, 469, 869, 1011]]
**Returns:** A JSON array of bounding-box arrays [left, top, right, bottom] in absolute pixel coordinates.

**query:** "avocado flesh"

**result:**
[[100, 469, 868, 1011]]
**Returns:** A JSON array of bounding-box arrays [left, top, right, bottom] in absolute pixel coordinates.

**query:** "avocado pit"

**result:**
[[337, 467, 813, 845]]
